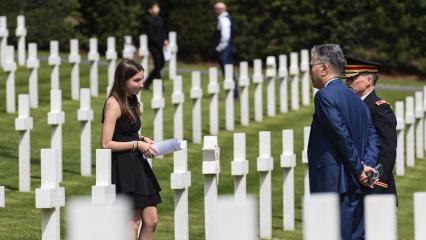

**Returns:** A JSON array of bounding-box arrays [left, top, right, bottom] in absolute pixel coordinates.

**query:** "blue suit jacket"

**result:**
[[308, 79, 378, 194]]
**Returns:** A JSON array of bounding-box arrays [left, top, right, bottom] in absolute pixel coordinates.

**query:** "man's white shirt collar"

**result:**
[[218, 11, 229, 20], [361, 89, 374, 101]]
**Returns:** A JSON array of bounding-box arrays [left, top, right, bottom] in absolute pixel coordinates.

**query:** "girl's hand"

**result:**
[[137, 141, 158, 158], [141, 136, 155, 144]]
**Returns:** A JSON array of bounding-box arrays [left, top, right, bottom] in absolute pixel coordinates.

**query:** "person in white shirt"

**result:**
[[214, 2, 238, 98]]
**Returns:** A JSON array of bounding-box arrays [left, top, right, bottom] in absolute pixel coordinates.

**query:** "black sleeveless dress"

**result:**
[[111, 97, 161, 209]]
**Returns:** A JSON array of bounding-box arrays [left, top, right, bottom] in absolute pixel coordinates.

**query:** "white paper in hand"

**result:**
[[145, 139, 184, 158], [163, 47, 172, 61]]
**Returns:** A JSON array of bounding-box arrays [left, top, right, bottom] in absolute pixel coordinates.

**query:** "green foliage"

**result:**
[[166, 0, 216, 61], [0, 0, 79, 51], [78, 0, 144, 52], [1, 0, 426, 73]]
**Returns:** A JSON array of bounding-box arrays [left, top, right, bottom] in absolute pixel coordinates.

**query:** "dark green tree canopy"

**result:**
[[1, 0, 425, 74]]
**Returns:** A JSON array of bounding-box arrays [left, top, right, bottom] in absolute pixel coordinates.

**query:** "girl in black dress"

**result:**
[[101, 59, 160, 240]]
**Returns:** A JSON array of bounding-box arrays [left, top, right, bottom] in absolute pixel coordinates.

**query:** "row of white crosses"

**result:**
[[0, 25, 151, 112], [393, 89, 426, 177], [146, 52, 312, 147], [201, 130, 298, 239], [44, 143, 426, 240], [2, 14, 309, 121], [11, 127, 426, 239], [33, 147, 113, 239], [304, 193, 426, 240], [0, 32, 38, 117], [0, 16, 9, 67], [3, 30, 314, 148], [3, 44, 16, 113], [2, 41, 41, 113], [122, 52, 313, 158], [0, 16, 26, 67], [66, 141, 191, 240], [14, 86, 94, 192]]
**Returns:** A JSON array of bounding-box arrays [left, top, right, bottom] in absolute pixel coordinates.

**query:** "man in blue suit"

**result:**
[[307, 44, 379, 240]]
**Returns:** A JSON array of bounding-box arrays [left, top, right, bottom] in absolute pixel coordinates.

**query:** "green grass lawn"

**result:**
[[0, 57, 425, 239]]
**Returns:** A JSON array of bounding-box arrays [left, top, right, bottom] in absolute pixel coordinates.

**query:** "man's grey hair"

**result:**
[[311, 44, 346, 76], [359, 72, 380, 85]]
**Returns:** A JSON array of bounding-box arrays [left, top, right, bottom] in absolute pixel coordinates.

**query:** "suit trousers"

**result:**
[[217, 44, 238, 97], [340, 193, 365, 240], [144, 46, 165, 89]]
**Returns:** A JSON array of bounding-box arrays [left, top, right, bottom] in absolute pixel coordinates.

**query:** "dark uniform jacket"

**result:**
[[363, 90, 398, 197], [144, 15, 167, 50]]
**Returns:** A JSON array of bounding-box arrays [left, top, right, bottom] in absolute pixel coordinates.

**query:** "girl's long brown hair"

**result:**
[[102, 59, 143, 124]]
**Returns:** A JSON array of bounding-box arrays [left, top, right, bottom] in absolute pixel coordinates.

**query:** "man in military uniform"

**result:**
[[344, 56, 398, 198]]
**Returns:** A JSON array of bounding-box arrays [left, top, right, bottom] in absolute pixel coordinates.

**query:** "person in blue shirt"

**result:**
[[307, 44, 379, 240], [214, 2, 238, 98]]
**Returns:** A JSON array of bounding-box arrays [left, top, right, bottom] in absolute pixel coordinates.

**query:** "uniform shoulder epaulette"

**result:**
[[375, 100, 388, 106]]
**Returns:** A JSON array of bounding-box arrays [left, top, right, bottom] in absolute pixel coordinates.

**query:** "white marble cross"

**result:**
[[190, 71, 203, 143], [92, 149, 116, 204], [0, 16, 9, 68], [202, 136, 220, 240], [424, 86, 426, 152], [88, 38, 100, 97], [414, 192, 426, 239], [139, 34, 149, 75], [239, 61, 250, 126], [406, 96, 415, 167], [265, 56, 277, 117], [67, 197, 131, 240], [303, 193, 340, 240], [106, 36, 117, 92], [253, 59, 264, 122], [415, 91, 424, 159], [278, 54, 289, 113], [35, 149, 65, 240], [280, 129, 296, 231], [395, 101, 405, 176], [289, 52, 300, 111], [3, 45, 16, 113], [48, 90, 65, 181], [365, 195, 397, 240], [15, 15, 26, 66], [27, 43, 40, 108], [172, 76, 185, 140], [151, 79, 165, 161], [224, 64, 235, 130], [231, 133, 249, 200], [212, 195, 257, 240], [15, 94, 33, 192], [122, 35, 136, 59], [168, 31, 178, 80], [257, 131, 274, 239], [170, 141, 191, 240], [208, 67, 220, 135], [78, 89, 94, 176], [48, 40, 61, 90], [302, 126, 311, 195], [0, 186, 4, 207], [300, 49, 310, 106], [69, 39, 81, 100]]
